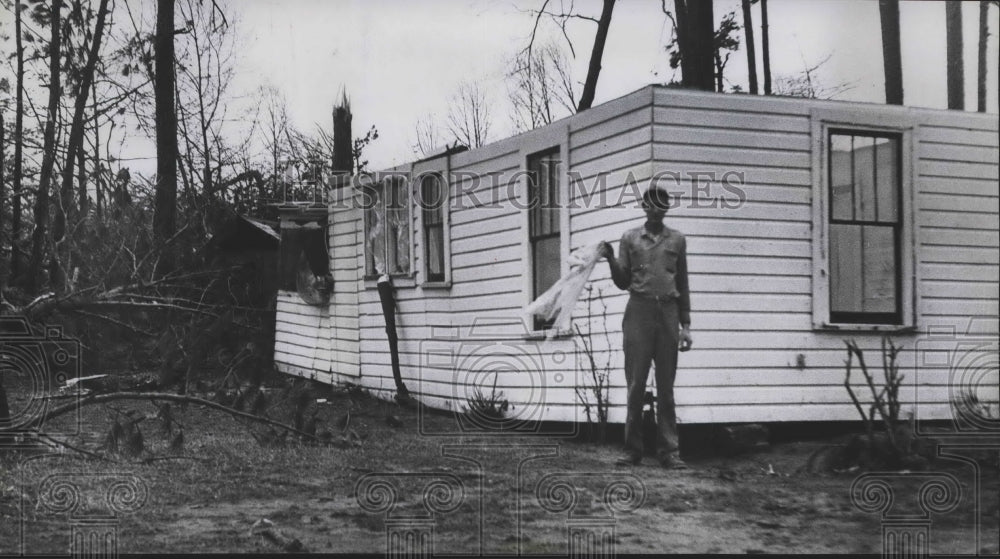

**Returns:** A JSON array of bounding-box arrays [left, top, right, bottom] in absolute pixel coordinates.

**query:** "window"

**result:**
[[419, 172, 447, 283], [364, 176, 411, 278], [827, 130, 902, 324], [278, 217, 329, 291], [527, 149, 561, 330]]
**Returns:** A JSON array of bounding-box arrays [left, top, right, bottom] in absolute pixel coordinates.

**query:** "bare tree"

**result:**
[[446, 81, 492, 149], [257, 85, 290, 194], [774, 53, 855, 100], [53, 0, 111, 246], [174, 0, 235, 196], [742, 0, 759, 94], [9, 0, 26, 280], [508, 41, 577, 131], [27, 0, 62, 292], [577, 0, 615, 111], [946, 0, 964, 110], [413, 115, 443, 158]]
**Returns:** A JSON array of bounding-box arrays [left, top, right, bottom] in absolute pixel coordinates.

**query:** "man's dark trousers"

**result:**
[[622, 294, 680, 460]]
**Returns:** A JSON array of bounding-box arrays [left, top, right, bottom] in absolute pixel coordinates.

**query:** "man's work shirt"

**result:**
[[614, 225, 691, 326]]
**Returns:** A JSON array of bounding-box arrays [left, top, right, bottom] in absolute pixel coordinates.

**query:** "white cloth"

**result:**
[[524, 243, 603, 334]]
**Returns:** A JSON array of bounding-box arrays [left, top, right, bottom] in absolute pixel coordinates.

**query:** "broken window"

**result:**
[[364, 176, 411, 278], [278, 217, 330, 299]]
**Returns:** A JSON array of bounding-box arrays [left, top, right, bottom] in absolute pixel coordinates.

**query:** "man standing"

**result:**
[[600, 185, 692, 469]]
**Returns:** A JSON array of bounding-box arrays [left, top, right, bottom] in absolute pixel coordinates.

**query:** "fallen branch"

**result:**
[[6, 392, 324, 443]]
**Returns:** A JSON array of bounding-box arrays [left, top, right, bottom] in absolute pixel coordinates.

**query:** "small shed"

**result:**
[[273, 85, 999, 426]]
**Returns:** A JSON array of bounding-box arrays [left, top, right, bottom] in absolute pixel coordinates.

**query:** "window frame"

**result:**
[[810, 109, 918, 332], [415, 166, 452, 288], [362, 173, 415, 283], [520, 127, 571, 338]]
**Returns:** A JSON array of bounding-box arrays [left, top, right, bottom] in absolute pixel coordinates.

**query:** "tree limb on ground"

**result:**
[[3, 392, 324, 444]]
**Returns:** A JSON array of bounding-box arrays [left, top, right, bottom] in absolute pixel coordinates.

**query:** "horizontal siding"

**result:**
[[915, 114, 1000, 395], [273, 85, 997, 427]]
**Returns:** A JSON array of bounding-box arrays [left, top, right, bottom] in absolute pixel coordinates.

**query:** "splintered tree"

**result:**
[[879, 0, 903, 105]]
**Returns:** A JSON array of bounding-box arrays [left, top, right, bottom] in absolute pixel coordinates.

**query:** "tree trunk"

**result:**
[[92, 81, 103, 218], [674, 0, 692, 85], [879, 0, 903, 105], [1, 111, 5, 286], [946, 0, 965, 110], [55, 0, 110, 242], [576, 0, 616, 111], [977, 0, 989, 112], [761, 0, 772, 95], [77, 136, 89, 215], [28, 0, 63, 293], [11, 0, 25, 282], [742, 0, 758, 94], [686, 0, 715, 91], [153, 0, 178, 276]]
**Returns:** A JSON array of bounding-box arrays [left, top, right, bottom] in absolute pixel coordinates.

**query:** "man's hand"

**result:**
[[599, 241, 614, 260], [679, 325, 693, 352]]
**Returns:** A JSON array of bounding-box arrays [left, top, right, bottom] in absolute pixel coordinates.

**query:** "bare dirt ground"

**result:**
[[1, 378, 996, 555]]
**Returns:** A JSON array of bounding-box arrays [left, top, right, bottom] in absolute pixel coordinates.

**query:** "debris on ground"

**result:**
[[250, 518, 306, 552]]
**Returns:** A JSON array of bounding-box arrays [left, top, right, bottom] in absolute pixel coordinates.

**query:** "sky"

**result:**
[[228, 0, 999, 171], [4, 0, 997, 175]]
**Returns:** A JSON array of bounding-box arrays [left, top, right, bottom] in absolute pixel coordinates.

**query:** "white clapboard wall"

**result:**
[[274, 85, 999, 425]]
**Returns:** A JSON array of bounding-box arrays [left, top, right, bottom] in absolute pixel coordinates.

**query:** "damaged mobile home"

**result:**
[[273, 85, 999, 426]]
